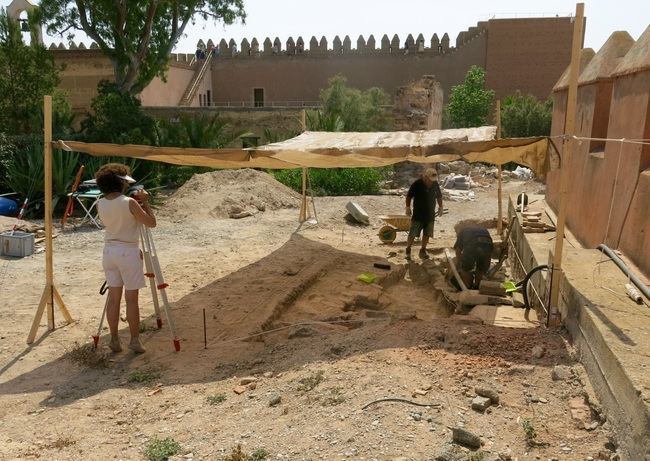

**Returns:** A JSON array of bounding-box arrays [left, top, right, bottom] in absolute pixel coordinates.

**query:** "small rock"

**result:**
[[269, 395, 281, 407], [247, 382, 257, 390], [498, 448, 513, 460], [507, 365, 535, 375], [539, 397, 548, 404], [240, 377, 258, 385], [263, 372, 273, 378], [471, 396, 491, 412], [475, 386, 500, 404], [232, 385, 247, 395], [585, 421, 599, 431], [431, 445, 466, 461], [531, 345, 545, 358], [412, 389, 429, 397], [569, 396, 592, 427], [552, 365, 572, 381], [452, 427, 481, 449], [412, 413, 422, 422]]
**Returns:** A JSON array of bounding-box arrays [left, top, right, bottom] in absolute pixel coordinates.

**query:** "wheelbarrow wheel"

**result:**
[[378, 225, 397, 244]]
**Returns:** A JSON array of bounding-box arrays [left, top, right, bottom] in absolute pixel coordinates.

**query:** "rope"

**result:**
[[507, 231, 547, 316], [549, 134, 650, 147]]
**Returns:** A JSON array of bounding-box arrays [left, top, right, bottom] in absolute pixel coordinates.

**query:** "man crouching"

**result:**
[[454, 226, 494, 289]]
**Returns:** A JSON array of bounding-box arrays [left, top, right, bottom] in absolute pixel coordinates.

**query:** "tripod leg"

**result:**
[[140, 226, 162, 329], [143, 227, 181, 352]]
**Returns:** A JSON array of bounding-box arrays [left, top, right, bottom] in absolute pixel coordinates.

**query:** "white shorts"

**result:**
[[102, 244, 146, 290]]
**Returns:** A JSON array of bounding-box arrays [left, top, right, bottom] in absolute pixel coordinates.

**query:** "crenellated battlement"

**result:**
[[195, 27, 486, 58], [47, 21, 488, 60]]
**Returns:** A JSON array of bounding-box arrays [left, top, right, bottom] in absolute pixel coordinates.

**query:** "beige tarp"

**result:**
[[54, 126, 549, 174]]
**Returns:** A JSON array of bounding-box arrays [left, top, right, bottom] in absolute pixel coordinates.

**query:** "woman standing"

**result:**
[[95, 164, 156, 353]]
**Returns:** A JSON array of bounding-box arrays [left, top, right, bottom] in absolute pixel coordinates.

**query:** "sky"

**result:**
[[2, 0, 649, 52]]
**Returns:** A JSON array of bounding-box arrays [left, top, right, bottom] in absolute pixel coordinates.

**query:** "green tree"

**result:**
[[500, 92, 552, 138], [0, 10, 63, 134], [307, 75, 391, 132], [445, 66, 495, 128], [39, 0, 246, 95], [82, 80, 157, 144]]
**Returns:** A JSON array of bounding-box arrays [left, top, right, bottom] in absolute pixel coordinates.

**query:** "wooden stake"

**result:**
[[203, 308, 207, 349], [548, 3, 585, 327], [496, 100, 503, 237], [27, 95, 73, 344]]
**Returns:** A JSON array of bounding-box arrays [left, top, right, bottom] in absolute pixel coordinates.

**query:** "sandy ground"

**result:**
[[0, 175, 617, 461]]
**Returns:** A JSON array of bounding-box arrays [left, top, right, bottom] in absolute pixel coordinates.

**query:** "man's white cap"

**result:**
[[117, 174, 136, 184]]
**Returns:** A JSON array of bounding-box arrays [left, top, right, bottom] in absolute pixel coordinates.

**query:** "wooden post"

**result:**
[[297, 110, 308, 223], [299, 167, 308, 222], [548, 3, 584, 327], [28, 95, 73, 344], [300, 109, 306, 132], [496, 100, 503, 237]]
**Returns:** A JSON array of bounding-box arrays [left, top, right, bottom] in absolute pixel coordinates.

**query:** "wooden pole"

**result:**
[[548, 3, 584, 327], [297, 110, 308, 223], [28, 95, 72, 344], [44, 95, 55, 330], [496, 100, 503, 237], [299, 167, 308, 222]]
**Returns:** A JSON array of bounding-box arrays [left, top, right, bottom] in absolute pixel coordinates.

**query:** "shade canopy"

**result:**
[[55, 127, 549, 175]]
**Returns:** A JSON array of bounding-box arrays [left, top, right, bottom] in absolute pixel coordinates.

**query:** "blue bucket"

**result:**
[[0, 197, 19, 217]]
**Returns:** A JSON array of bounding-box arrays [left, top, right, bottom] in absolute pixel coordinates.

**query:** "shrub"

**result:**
[[272, 167, 389, 196], [206, 393, 227, 405], [144, 437, 181, 461], [128, 368, 161, 384]]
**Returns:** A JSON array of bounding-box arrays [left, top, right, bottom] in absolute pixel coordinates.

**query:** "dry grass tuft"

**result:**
[[65, 342, 110, 368]]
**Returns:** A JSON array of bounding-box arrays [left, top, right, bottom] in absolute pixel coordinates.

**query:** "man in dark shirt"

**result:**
[[405, 168, 444, 259], [454, 226, 494, 289]]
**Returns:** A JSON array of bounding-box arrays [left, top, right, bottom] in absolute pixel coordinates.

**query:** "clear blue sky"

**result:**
[[2, 0, 649, 52]]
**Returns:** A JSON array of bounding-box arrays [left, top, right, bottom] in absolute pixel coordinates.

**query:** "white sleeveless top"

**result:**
[[97, 195, 139, 245]]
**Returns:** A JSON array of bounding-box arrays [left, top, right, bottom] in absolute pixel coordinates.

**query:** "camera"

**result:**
[[127, 184, 144, 197]]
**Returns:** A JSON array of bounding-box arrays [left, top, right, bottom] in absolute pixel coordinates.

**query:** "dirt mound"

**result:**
[[159, 169, 301, 220]]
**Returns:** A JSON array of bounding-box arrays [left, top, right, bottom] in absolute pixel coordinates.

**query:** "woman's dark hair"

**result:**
[[95, 163, 131, 195]]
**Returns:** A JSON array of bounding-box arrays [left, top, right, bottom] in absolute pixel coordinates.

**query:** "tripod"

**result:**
[[93, 225, 181, 352]]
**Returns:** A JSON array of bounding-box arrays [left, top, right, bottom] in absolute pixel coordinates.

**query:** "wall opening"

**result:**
[[254, 88, 264, 107], [589, 83, 613, 154], [206, 90, 211, 107]]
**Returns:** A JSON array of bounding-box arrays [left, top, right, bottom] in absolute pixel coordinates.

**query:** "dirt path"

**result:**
[[0, 178, 617, 460]]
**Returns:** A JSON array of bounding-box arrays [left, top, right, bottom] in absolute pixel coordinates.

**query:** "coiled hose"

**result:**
[[516, 265, 548, 309]]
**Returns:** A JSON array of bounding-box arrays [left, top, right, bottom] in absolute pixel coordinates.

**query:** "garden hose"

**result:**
[[516, 265, 548, 310]]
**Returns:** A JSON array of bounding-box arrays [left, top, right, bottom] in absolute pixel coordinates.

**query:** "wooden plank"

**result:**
[[27, 287, 48, 344], [549, 3, 584, 327], [53, 286, 73, 323], [479, 280, 506, 297]]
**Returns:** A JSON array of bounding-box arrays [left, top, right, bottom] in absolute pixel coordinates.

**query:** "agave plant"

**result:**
[[3, 137, 79, 215]]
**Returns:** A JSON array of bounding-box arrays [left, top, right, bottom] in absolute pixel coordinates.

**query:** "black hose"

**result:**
[[516, 265, 548, 309]]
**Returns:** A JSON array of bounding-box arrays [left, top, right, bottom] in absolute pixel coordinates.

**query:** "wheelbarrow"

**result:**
[[377, 215, 412, 244]]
